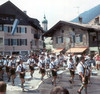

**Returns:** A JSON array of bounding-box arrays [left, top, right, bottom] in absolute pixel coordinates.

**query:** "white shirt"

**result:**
[[4, 59, 10, 66], [38, 60, 46, 68], [68, 61, 74, 69], [77, 62, 84, 75], [16, 64, 26, 72], [55, 58, 60, 65], [8, 60, 16, 67], [0, 59, 4, 66], [45, 57, 51, 64], [27, 58, 36, 65], [50, 61, 57, 69]]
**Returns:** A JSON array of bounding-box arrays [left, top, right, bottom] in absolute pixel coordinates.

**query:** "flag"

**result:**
[[11, 19, 19, 35]]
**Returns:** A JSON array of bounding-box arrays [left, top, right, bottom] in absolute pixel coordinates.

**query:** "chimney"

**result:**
[[23, 10, 27, 14], [78, 17, 82, 23]]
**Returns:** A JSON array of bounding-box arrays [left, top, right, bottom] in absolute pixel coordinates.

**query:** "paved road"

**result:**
[[38, 69, 100, 94], [4, 62, 48, 94], [4, 62, 100, 94]]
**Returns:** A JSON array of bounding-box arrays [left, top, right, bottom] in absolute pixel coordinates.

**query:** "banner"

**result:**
[[11, 19, 19, 35]]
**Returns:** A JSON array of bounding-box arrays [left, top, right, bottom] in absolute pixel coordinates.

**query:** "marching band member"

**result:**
[[8, 56, 17, 86], [38, 56, 46, 81], [27, 55, 36, 78], [55, 55, 60, 67], [50, 57, 58, 86], [0, 55, 4, 81], [77, 57, 89, 94], [45, 54, 51, 69], [45, 54, 51, 76], [68, 58, 75, 84], [16, 59, 26, 91], [4, 56, 10, 82]]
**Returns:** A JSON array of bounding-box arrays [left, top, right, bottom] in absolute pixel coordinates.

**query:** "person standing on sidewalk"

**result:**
[[77, 57, 89, 94], [50, 57, 58, 86], [27, 55, 36, 78], [68, 58, 75, 84], [16, 59, 26, 91], [8, 56, 17, 86], [38, 56, 46, 81]]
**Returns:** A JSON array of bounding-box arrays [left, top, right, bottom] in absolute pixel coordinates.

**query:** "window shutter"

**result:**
[[17, 27, 18, 33], [8, 26, 10, 33], [11, 26, 12, 33], [61, 37, 63, 43], [20, 39, 21, 46], [11, 39, 13, 45], [19, 27, 21, 33], [8, 39, 10, 46], [25, 39, 27, 45], [73, 35, 75, 43], [25, 27, 27, 33], [17, 39, 20, 46], [80, 34, 83, 42]]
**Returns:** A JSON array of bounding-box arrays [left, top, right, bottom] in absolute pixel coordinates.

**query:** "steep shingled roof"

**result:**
[[0, 1, 43, 31], [44, 20, 100, 37]]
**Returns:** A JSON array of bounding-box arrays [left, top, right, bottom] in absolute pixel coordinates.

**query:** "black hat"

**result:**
[[51, 57, 55, 59]]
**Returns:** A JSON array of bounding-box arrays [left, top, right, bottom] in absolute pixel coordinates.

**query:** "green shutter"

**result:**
[[73, 35, 75, 43], [80, 34, 83, 42]]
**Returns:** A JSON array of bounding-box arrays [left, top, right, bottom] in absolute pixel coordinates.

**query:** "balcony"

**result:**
[[34, 34, 40, 39], [89, 41, 100, 47]]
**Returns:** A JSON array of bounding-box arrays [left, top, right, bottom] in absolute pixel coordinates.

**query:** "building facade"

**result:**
[[44, 21, 89, 54], [0, 1, 44, 55]]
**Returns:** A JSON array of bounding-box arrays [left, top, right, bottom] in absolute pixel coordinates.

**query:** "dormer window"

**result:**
[[95, 17, 99, 25]]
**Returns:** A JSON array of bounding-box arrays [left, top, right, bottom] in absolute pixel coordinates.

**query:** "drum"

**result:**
[[24, 75, 31, 81], [92, 71, 97, 76]]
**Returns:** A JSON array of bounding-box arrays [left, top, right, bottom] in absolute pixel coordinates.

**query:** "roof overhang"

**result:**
[[52, 48, 64, 53], [66, 47, 88, 53], [44, 21, 88, 37]]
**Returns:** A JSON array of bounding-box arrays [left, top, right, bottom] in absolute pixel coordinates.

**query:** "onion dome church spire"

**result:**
[[42, 15, 48, 32]]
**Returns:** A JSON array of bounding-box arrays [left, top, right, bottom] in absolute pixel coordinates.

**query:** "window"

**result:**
[[5, 39, 10, 45], [95, 17, 99, 24], [5, 39, 8, 45], [13, 39, 17, 45], [20, 27, 27, 34], [56, 37, 58, 44], [0, 38, 3, 45], [62, 30, 64, 33], [31, 29, 34, 34], [0, 24, 3, 31], [92, 36, 97, 41], [75, 34, 80, 43], [58, 36, 63, 43], [4, 26, 8, 32], [75, 34, 83, 43], [20, 39, 27, 45], [66, 37, 70, 43]]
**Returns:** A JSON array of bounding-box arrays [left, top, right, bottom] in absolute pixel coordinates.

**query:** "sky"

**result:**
[[0, 0, 100, 29]]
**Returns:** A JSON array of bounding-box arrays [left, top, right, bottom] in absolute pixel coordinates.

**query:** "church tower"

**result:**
[[42, 15, 48, 32]]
